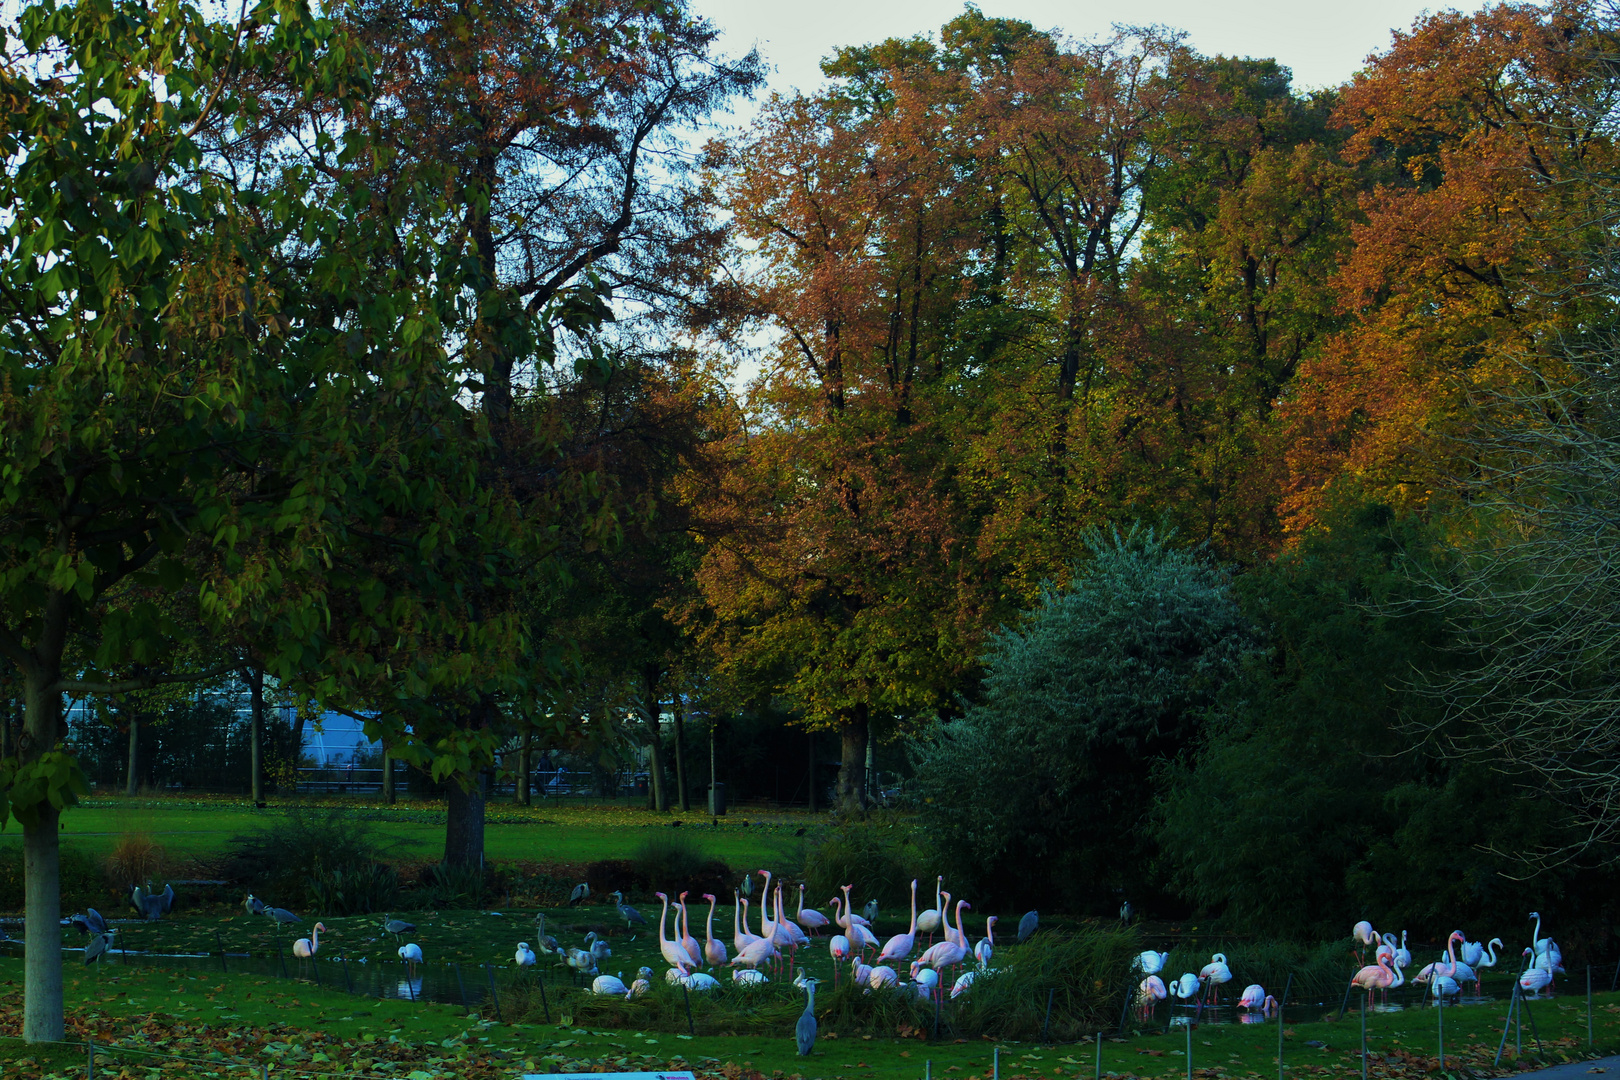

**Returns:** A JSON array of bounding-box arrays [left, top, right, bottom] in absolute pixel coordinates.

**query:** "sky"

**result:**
[[688, 0, 1496, 110]]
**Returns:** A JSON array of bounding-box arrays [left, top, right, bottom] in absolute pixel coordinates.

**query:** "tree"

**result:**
[[909, 526, 1255, 911], [0, 0, 468, 1041]]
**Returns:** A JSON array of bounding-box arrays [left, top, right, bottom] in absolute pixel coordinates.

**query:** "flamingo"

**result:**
[[975, 916, 997, 968], [915, 902, 970, 977], [1394, 931, 1412, 971], [837, 885, 872, 929], [917, 876, 944, 944], [677, 892, 704, 968], [586, 931, 611, 963], [701, 893, 728, 967], [629, 967, 652, 997], [796, 884, 830, 935], [1415, 933, 1475, 989], [1169, 972, 1199, 1000], [939, 890, 964, 947], [878, 878, 919, 964], [687, 972, 721, 991], [1237, 984, 1267, 1010], [655, 892, 694, 974], [1349, 952, 1401, 1009], [734, 968, 768, 986], [775, 883, 809, 951], [1140, 975, 1168, 1004], [851, 954, 873, 987], [1352, 920, 1377, 946], [1432, 974, 1461, 1000], [734, 893, 762, 954], [292, 922, 325, 961], [869, 964, 899, 989], [398, 942, 423, 980], [1377, 934, 1396, 964], [1529, 911, 1564, 973], [829, 934, 851, 985], [514, 942, 536, 968], [1134, 949, 1169, 975], [732, 931, 778, 971], [951, 969, 976, 998], [1199, 953, 1233, 1004], [592, 973, 629, 997], [1520, 949, 1554, 994]]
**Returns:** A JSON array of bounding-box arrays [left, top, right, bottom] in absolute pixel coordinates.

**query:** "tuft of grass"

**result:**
[[803, 821, 917, 910], [216, 807, 397, 911], [104, 831, 166, 890], [632, 831, 711, 885]]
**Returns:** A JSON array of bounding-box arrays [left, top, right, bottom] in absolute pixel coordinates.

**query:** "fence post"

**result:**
[[454, 962, 470, 1013], [1494, 981, 1517, 1067], [1360, 994, 1367, 1080], [537, 969, 551, 1023], [216, 930, 227, 975], [341, 951, 353, 995], [86, 1036, 94, 1080], [992, 1046, 998, 1080], [1589, 966, 1594, 1047], [682, 981, 695, 1036], [1094, 1032, 1102, 1080], [485, 963, 502, 1022], [1437, 996, 1444, 1071], [1277, 973, 1292, 1080], [1185, 1012, 1192, 1080], [1042, 987, 1054, 1043]]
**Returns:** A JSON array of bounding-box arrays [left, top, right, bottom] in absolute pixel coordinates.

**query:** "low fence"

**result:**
[[293, 766, 645, 798]]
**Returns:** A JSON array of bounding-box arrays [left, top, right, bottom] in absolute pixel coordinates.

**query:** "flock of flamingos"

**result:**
[[1134, 911, 1567, 1013], [518, 871, 1019, 1002]]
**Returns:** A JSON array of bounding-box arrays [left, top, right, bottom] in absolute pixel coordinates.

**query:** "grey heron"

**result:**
[[1017, 910, 1038, 944], [243, 894, 266, 917], [382, 916, 416, 942], [610, 890, 647, 928], [795, 977, 819, 1056], [85, 928, 118, 967], [132, 883, 175, 920], [567, 882, 590, 906]]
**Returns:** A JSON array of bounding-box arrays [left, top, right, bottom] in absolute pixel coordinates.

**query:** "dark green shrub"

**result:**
[[311, 862, 399, 915], [0, 843, 106, 913], [803, 821, 916, 911], [414, 860, 488, 909], [217, 807, 397, 910], [631, 831, 709, 886]]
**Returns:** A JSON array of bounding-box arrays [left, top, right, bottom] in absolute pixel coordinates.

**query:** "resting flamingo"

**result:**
[[701, 893, 728, 967], [655, 892, 693, 974], [1168, 973, 1199, 1000], [796, 885, 830, 935], [1134, 950, 1168, 975], [878, 878, 919, 964]]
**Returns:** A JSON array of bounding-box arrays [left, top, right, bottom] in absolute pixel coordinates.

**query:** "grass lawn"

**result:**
[[0, 796, 820, 868], [1, 949, 1618, 1080]]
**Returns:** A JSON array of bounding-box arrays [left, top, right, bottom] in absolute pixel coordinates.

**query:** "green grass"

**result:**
[[2, 951, 1619, 1080], [0, 796, 816, 869]]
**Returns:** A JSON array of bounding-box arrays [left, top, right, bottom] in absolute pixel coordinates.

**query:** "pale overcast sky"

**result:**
[[689, 1, 1495, 104]]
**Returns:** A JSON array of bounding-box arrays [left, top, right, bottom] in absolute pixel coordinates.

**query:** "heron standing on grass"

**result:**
[[796, 976, 819, 1056], [85, 928, 118, 969], [612, 891, 647, 930], [382, 916, 417, 943], [568, 883, 590, 906]]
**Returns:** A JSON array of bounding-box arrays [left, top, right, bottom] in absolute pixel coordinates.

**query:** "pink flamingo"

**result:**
[[833, 893, 879, 954], [914, 900, 970, 979], [677, 892, 704, 968], [733, 891, 761, 954], [878, 878, 919, 965], [701, 893, 728, 968], [917, 877, 944, 944], [829, 934, 851, 984], [975, 915, 997, 968], [940, 890, 964, 947], [837, 885, 872, 930], [1139, 975, 1168, 1005], [1237, 984, 1266, 1010], [795, 884, 830, 936], [654, 892, 693, 974], [1349, 952, 1402, 1010]]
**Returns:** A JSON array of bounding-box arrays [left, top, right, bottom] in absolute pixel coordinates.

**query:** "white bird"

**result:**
[[1139, 975, 1168, 1004], [914, 967, 940, 997], [677, 892, 705, 968], [1520, 957, 1554, 995], [629, 967, 652, 997], [586, 931, 611, 963], [732, 935, 778, 970], [398, 943, 423, 978], [951, 970, 976, 998], [868, 964, 899, 989], [1529, 911, 1564, 972], [975, 915, 997, 968], [592, 973, 629, 996], [1395, 931, 1412, 971], [514, 942, 537, 968], [837, 885, 872, 929], [796, 884, 830, 936], [1134, 949, 1168, 975], [666, 967, 690, 985], [878, 878, 920, 964], [830, 935, 851, 962], [1200, 953, 1233, 1003], [656, 892, 694, 973], [565, 947, 598, 977], [686, 972, 721, 992], [292, 922, 325, 960], [1237, 984, 1266, 1010], [851, 955, 874, 987], [917, 876, 944, 943], [1169, 972, 1199, 999], [1432, 975, 1460, 1000], [734, 968, 768, 986], [701, 893, 728, 968], [1352, 921, 1377, 946], [734, 893, 763, 955]]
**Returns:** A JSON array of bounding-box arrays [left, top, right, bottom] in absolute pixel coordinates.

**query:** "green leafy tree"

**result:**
[[910, 526, 1255, 911], [0, 0, 468, 1041]]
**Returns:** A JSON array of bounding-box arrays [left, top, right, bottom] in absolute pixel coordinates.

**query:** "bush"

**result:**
[[217, 807, 396, 911], [414, 861, 488, 909], [104, 832, 166, 891], [628, 833, 731, 898], [0, 844, 106, 913], [803, 821, 917, 912]]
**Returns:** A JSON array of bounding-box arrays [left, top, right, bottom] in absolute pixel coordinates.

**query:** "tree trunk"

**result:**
[[247, 668, 264, 806], [444, 773, 486, 867], [672, 697, 689, 812], [22, 660, 64, 1042], [125, 711, 139, 797], [836, 705, 869, 816], [808, 733, 817, 813], [643, 666, 667, 812], [382, 746, 395, 805], [515, 732, 531, 806]]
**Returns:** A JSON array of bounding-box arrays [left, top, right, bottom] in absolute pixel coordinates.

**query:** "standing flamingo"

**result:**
[[1200, 953, 1233, 1005], [1237, 984, 1267, 1010], [677, 892, 704, 968], [1134, 949, 1168, 975], [1529, 912, 1564, 973], [917, 876, 944, 944], [836, 885, 872, 929], [975, 916, 998, 968], [293, 922, 325, 978], [655, 892, 693, 974], [1349, 952, 1401, 1010], [1139, 975, 1168, 1004], [1520, 948, 1554, 994], [1169, 973, 1199, 1000], [939, 891, 964, 947], [796, 884, 830, 936], [701, 893, 728, 967], [878, 878, 919, 964], [834, 894, 879, 953], [734, 893, 762, 954]]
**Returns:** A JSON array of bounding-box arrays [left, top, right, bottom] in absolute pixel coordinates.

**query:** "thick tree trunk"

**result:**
[[836, 705, 869, 816], [444, 774, 486, 867], [672, 698, 689, 812], [247, 668, 264, 806], [125, 712, 139, 796], [515, 733, 531, 806]]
